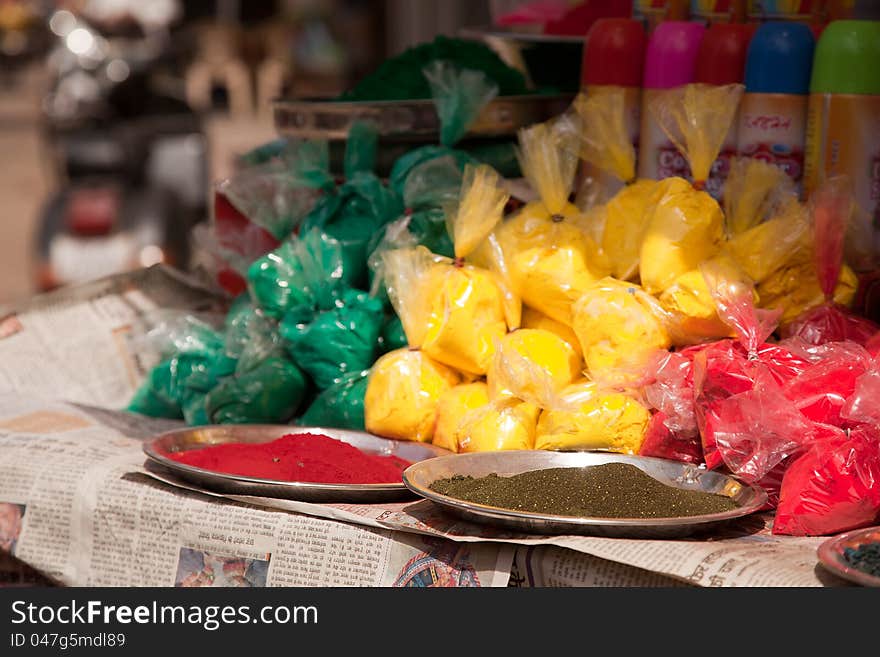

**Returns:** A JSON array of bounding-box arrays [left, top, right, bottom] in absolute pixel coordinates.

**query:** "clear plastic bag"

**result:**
[[570, 87, 636, 185], [648, 83, 744, 188], [494, 120, 612, 326], [433, 381, 490, 452], [571, 277, 670, 386], [363, 347, 461, 442], [639, 176, 726, 295], [423, 60, 500, 147], [204, 355, 308, 424], [246, 228, 346, 320], [487, 328, 581, 402], [296, 369, 369, 430], [379, 166, 513, 376], [534, 379, 651, 454], [773, 424, 880, 536], [639, 346, 705, 464], [779, 176, 880, 345], [722, 157, 796, 237], [279, 288, 384, 390]]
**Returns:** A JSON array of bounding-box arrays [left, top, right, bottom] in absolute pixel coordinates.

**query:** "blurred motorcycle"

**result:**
[[35, 1, 208, 291]]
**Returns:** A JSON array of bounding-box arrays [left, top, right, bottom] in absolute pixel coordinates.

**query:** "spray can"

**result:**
[[580, 18, 646, 193], [736, 21, 815, 193], [693, 22, 755, 199], [804, 19, 880, 319], [638, 20, 705, 180]]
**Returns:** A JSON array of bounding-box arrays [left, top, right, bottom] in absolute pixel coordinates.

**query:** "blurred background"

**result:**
[[0, 0, 495, 305], [1, 0, 878, 306]]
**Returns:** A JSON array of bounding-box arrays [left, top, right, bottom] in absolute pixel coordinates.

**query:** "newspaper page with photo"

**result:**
[[136, 460, 837, 587]]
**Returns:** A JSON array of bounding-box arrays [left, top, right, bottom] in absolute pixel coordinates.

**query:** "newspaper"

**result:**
[[0, 267, 853, 588], [0, 265, 225, 409], [0, 399, 512, 588]]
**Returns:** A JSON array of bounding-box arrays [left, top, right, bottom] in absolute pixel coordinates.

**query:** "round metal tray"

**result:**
[[402, 450, 768, 539], [817, 525, 880, 587], [272, 94, 573, 141], [143, 424, 451, 503]]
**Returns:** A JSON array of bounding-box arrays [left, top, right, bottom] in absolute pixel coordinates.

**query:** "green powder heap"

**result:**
[[428, 463, 739, 519], [339, 36, 531, 102]]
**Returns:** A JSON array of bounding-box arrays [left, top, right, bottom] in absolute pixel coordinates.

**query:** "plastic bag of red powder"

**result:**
[[780, 176, 880, 346], [639, 347, 705, 464], [773, 424, 880, 536], [780, 340, 872, 427], [693, 260, 810, 474], [841, 353, 880, 428]]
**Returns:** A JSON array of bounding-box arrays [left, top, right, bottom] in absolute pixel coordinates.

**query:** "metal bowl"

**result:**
[[818, 525, 880, 587], [403, 450, 768, 539], [143, 424, 451, 503]]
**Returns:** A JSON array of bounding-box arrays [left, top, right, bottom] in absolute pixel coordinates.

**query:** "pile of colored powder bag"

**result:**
[[127, 60, 511, 431], [128, 68, 880, 538], [361, 84, 880, 538]]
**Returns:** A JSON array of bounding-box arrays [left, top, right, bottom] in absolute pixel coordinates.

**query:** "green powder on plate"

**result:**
[[428, 463, 738, 519]]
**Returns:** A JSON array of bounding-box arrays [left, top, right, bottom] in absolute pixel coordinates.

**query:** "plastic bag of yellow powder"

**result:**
[[379, 166, 513, 376], [571, 277, 671, 385], [638, 176, 726, 295], [535, 379, 651, 454], [601, 178, 660, 281], [454, 397, 539, 452], [521, 305, 583, 360], [364, 348, 461, 442], [722, 197, 811, 285], [571, 88, 636, 185], [723, 157, 797, 237], [433, 381, 489, 452], [648, 83, 744, 188], [494, 120, 611, 326], [487, 328, 581, 401], [758, 250, 858, 327], [658, 256, 761, 346]]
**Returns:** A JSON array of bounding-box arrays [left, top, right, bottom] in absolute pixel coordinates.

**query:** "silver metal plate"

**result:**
[[818, 525, 880, 587], [402, 450, 768, 539], [143, 425, 451, 503]]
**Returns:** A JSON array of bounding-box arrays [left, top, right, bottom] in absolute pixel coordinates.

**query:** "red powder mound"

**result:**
[[168, 432, 412, 484]]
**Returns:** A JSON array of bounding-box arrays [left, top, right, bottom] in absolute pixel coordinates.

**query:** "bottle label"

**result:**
[[736, 92, 808, 193]]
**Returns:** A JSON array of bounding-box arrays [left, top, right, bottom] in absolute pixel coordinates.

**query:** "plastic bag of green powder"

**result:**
[[204, 355, 308, 424], [126, 312, 233, 422], [296, 369, 369, 430], [378, 314, 408, 353], [279, 288, 384, 390], [217, 151, 327, 241], [343, 120, 379, 180], [247, 228, 347, 319], [298, 173, 403, 290], [423, 60, 499, 147]]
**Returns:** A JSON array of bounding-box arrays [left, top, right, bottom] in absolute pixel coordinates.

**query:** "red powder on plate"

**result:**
[[168, 433, 412, 484]]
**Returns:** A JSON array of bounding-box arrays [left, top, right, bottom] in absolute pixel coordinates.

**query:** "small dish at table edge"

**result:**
[[817, 525, 880, 587]]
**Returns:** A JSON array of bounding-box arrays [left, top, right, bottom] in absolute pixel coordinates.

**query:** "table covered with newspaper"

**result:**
[[0, 266, 849, 588]]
